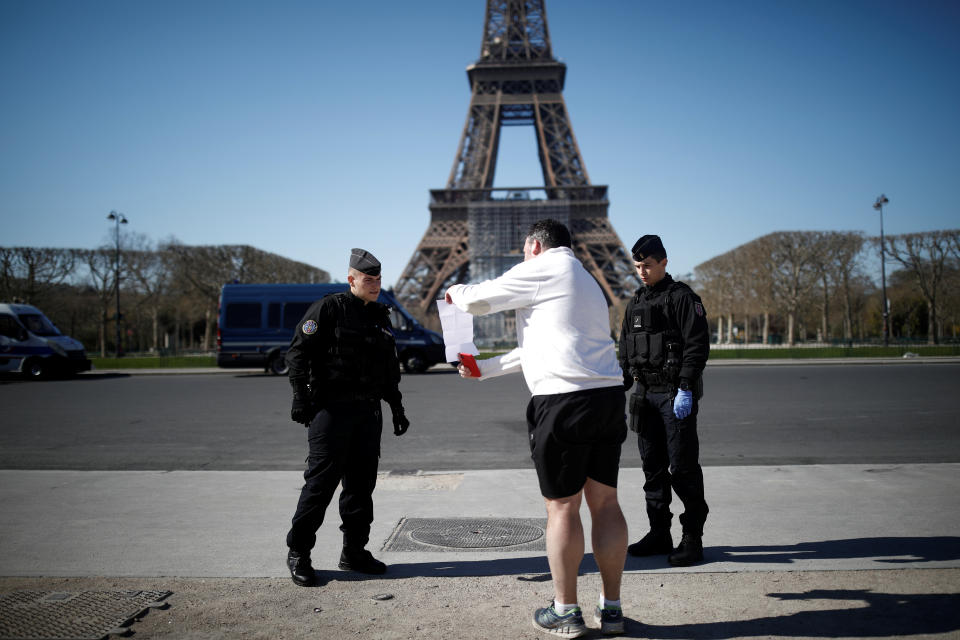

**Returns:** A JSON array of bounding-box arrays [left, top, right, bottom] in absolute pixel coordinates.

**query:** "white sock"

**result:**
[[598, 595, 622, 609], [554, 601, 579, 614]]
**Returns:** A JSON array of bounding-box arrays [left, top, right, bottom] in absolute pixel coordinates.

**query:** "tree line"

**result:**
[[4, 229, 957, 356], [692, 229, 960, 345], [0, 237, 329, 357]]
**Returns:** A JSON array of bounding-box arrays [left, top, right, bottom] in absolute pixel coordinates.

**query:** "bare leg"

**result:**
[[584, 478, 627, 601], [544, 490, 584, 604]]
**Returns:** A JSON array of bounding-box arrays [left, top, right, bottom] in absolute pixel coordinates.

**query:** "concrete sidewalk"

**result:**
[[1, 464, 959, 638]]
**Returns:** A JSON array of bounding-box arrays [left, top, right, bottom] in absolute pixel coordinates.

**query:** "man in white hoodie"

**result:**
[[445, 219, 628, 638]]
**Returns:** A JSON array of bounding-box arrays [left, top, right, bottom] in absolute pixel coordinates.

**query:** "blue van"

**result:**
[[0, 302, 93, 378], [216, 283, 446, 374]]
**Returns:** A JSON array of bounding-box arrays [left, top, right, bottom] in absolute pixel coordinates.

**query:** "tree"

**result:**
[[763, 232, 820, 346], [164, 242, 330, 350], [76, 248, 118, 357], [125, 234, 174, 353], [882, 230, 958, 344], [0, 247, 76, 304]]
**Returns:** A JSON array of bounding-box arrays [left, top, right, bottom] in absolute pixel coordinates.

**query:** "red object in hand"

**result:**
[[459, 353, 481, 377]]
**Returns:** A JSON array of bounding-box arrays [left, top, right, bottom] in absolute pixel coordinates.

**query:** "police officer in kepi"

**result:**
[[619, 234, 710, 567], [284, 248, 410, 586]]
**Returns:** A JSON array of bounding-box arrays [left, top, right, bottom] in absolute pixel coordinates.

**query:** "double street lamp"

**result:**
[[107, 210, 128, 357], [872, 195, 889, 347]]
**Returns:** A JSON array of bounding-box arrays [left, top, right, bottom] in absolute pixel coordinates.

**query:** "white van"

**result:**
[[0, 302, 92, 378]]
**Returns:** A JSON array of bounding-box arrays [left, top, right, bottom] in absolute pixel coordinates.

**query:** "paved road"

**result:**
[[1, 362, 958, 470]]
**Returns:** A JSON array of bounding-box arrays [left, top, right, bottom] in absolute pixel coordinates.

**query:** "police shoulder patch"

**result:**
[[694, 302, 704, 317], [302, 319, 318, 335]]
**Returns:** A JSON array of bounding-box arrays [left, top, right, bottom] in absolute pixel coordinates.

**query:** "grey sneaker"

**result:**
[[593, 604, 625, 635], [532, 602, 587, 638]]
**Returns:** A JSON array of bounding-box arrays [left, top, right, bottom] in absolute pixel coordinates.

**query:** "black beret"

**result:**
[[631, 234, 666, 261], [349, 248, 381, 276]]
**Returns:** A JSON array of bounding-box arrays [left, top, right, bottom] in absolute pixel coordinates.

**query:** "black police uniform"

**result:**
[[284, 282, 403, 560], [619, 272, 710, 539]]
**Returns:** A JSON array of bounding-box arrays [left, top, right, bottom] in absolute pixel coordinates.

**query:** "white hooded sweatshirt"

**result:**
[[445, 246, 624, 396]]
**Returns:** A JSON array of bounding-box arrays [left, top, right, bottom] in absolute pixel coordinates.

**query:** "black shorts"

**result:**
[[526, 386, 627, 499]]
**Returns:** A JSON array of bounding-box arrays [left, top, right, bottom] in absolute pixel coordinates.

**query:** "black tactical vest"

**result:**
[[623, 281, 688, 383], [315, 294, 397, 398]]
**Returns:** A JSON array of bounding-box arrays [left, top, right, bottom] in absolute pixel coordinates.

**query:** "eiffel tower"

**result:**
[[395, 0, 639, 333]]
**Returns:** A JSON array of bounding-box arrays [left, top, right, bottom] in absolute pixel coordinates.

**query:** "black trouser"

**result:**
[[634, 389, 709, 536], [286, 400, 382, 553]]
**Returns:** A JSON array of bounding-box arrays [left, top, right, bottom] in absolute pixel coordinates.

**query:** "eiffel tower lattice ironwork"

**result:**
[[395, 0, 639, 328]]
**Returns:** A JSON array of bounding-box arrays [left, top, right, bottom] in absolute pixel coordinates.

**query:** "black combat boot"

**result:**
[[338, 547, 387, 574], [668, 532, 704, 566], [627, 528, 673, 557], [286, 549, 317, 587]]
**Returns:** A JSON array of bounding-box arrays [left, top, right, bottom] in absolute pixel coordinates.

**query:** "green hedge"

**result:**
[[708, 345, 960, 359], [90, 355, 217, 369]]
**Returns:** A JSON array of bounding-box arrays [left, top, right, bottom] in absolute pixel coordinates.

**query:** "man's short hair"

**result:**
[[527, 219, 572, 250]]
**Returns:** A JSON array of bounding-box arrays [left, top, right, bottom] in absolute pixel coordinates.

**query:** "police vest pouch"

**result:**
[[628, 390, 645, 433]]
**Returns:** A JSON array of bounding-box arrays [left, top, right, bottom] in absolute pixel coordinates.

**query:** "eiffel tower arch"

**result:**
[[395, 0, 639, 335]]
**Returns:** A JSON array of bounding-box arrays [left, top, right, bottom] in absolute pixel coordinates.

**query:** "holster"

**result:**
[[628, 389, 646, 434]]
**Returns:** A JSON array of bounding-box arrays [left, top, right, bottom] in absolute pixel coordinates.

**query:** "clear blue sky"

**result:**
[[2, 0, 958, 286]]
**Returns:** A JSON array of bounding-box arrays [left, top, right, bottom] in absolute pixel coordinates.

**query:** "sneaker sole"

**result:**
[[532, 617, 588, 638], [593, 613, 625, 635]]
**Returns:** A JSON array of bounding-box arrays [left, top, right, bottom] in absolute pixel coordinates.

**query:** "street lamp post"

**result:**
[[107, 210, 128, 357], [872, 195, 889, 347]]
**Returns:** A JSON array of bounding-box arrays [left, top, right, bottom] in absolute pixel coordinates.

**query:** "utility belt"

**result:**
[[309, 382, 381, 406], [635, 370, 676, 394], [628, 369, 678, 434], [329, 390, 380, 405]]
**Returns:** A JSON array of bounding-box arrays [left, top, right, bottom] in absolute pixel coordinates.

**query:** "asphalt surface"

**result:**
[[1, 360, 958, 470], [1, 357, 959, 639]]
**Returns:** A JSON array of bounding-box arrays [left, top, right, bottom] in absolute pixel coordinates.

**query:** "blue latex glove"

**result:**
[[673, 389, 693, 419]]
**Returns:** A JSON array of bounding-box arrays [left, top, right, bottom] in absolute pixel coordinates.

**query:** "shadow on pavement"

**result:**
[[711, 536, 960, 564], [626, 589, 960, 638], [316, 554, 552, 582]]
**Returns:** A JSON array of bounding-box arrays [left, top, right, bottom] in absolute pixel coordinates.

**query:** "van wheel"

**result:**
[[24, 358, 47, 379], [401, 353, 428, 374], [268, 354, 289, 376]]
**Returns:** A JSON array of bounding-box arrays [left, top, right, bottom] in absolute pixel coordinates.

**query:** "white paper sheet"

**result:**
[[436, 299, 479, 363]]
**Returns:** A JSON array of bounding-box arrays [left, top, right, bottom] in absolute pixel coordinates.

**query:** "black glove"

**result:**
[[291, 384, 313, 426], [390, 404, 410, 436], [622, 369, 634, 391]]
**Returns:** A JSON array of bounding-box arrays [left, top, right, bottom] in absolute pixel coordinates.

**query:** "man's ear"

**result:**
[[531, 238, 543, 255]]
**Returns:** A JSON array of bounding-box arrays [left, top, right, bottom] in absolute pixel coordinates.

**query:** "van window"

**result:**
[[16, 313, 60, 336], [225, 303, 262, 328], [283, 302, 311, 330], [389, 307, 410, 331], [0, 314, 24, 339], [267, 303, 282, 329]]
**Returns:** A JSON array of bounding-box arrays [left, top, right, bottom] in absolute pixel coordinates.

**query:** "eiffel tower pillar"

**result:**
[[395, 0, 639, 332]]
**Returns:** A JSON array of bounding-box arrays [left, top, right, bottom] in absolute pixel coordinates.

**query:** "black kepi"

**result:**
[[631, 235, 666, 261], [350, 248, 381, 276]]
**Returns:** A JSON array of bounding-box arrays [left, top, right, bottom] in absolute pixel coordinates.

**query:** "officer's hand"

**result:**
[[673, 389, 693, 420], [291, 386, 313, 425], [391, 405, 410, 436], [622, 370, 634, 391]]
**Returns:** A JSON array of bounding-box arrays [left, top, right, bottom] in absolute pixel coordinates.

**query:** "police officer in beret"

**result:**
[[619, 235, 710, 566], [283, 248, 410, 586]]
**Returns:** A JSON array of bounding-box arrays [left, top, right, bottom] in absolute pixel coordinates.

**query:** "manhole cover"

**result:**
[[382, 517, 547, 552], [0, 590, 170, 640]]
